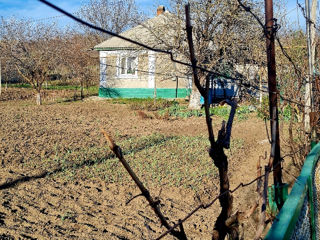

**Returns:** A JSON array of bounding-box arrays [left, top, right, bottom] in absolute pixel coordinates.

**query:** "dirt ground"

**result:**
[[0, 88, 298, 239]]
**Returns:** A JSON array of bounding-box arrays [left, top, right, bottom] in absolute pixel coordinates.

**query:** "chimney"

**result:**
[[157, 5, 165, 16]]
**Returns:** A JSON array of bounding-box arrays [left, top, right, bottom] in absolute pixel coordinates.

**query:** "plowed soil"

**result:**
[[0, 88, 297, 239]]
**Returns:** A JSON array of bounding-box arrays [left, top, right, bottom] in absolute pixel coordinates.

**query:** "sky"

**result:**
[[0, 0, 310, 30]]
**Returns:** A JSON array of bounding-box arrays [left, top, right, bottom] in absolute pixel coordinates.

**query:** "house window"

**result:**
[[119, 56, 137, 76]]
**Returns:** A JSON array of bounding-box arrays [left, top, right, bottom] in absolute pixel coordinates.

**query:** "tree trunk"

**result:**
[[36, 91, 42, 105], [212, 148, 233, 240], [80, 84, 84, 100], [188, 85, 201, 109]]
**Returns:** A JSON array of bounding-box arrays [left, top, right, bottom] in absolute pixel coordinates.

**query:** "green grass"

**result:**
[[6, 83, 33, 89], [109, 97, 254, 120], [257, 96, 297, 122], [6, 83, 99, 92], [157, 103, 253, 120], [41, 133, 245, 190]]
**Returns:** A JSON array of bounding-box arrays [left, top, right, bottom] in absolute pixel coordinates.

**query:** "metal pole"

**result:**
[[175, 76, 178, 98], [304, 0, 318, 145], [311, 0, 318, 143], [173, 54, 179, 99], [305, 0, 312, 134], [265, 0, 283, 206]]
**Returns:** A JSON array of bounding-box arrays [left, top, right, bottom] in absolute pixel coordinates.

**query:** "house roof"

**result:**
[[94, 11, 178, 51]]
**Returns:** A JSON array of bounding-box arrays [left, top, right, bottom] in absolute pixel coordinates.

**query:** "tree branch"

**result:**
[[100, 128, 187, 240]]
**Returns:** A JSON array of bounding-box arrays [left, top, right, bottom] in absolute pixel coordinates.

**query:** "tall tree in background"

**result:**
[[78, 0, 144, 40], [61, 33, 99, 99], [167, 0, 265, 109]]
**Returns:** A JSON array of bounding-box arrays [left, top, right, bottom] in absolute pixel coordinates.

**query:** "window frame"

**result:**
[[117, 54, 138, 79]]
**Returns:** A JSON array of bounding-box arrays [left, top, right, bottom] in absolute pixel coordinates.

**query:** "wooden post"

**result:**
[[265, 0, 283, 207]]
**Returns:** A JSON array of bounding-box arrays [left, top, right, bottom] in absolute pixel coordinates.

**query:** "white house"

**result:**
[[94, 6, 191, 99]]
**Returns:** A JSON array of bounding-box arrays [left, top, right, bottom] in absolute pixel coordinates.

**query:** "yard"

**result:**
[[0, 88, 298, 239]]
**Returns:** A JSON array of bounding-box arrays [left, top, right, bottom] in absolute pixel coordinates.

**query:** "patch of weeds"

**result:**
[[6, 83, 32, 89], [279, 104, 297, 122], [212, 105, 254, 120], [210, 105, 230, 119], [47, 134, 172, 182], [236, 105, 253, 121], [44, 134, 222, 188], [257, 97, 297, 122], [230, 138, 244, 149], [257, 96, 269, 120], [127, 135, 218, 189], [157, 104, 252, 120], [224, 138, 245, 158], [60, 211, 77, 222], [158, 104, 202, 118], [63, 169, 77, 181], [14, 113, 22, 120]]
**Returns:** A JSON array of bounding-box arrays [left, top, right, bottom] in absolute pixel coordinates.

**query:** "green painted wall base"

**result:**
[[99, 88, 191, 99]]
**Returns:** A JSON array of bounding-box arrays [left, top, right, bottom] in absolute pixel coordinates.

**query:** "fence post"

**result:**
[[265, 0, 284, 207]]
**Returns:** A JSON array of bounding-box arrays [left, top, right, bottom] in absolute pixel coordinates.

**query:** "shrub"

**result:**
[[210, 105, 231, 118], [158, 104, 202, 118], [279, 105, 297, 122], [257, 96, 270, 120], [256, 96, 297, 122], [157, 104, 252, 120]]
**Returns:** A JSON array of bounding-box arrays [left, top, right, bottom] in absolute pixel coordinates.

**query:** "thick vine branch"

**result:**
[[185, 3, 239, 239], [155, 166, 281, 240], [100, 128, 187, 240]]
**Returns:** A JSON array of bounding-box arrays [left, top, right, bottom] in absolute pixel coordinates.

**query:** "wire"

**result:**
[[236, 0, 308, 106], [30, 2, 258, 83], [155, 164, 283, 240], [157, 145, 306, 240], [99, 61, 188, 80], [100, 63, 306, 108], [28, 14, 72, 23], [297, 0, 320, 31], [38, 0, 307, 109], [33, 3, 310, 239]]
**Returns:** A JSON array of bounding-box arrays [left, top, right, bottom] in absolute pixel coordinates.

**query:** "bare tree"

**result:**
[[78, 0, 144, 40], [0, 18, 61, 105], [275, 30, 313, 164], [168, 0, 265, 109], [60, 32, 99, 99]]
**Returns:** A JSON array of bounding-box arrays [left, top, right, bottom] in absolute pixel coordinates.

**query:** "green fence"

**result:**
[[265, 142, 320, 240]]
